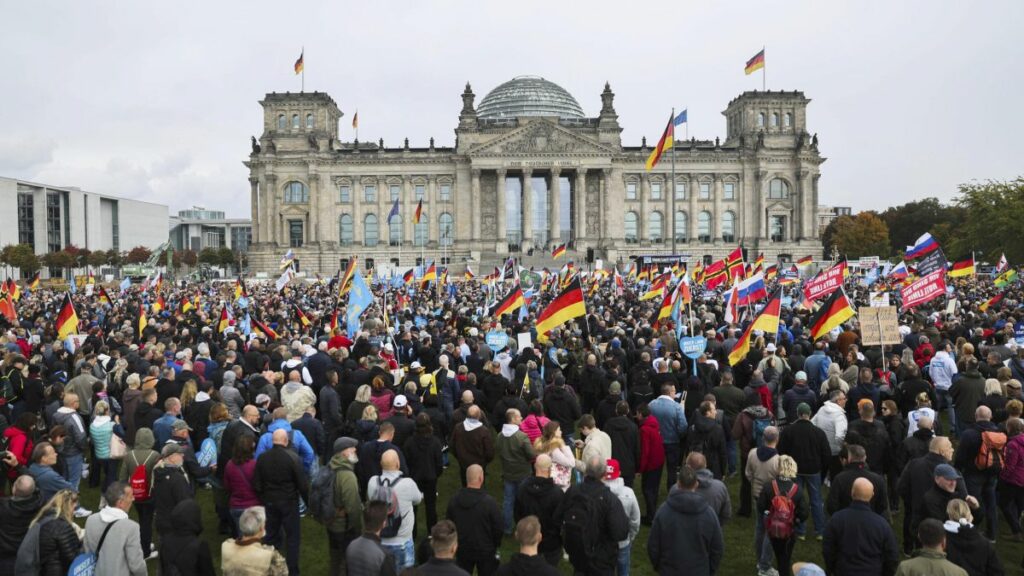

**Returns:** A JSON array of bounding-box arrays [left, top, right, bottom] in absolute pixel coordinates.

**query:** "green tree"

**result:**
[[87, 251, 108, 269], [879, 197, 966, 256], [41, 250, 76, 279], [217, 247, 236, 273], [3, 244, 40, 276], [951, 177, 1024, 263], [198, 248, 220, 266], [822, 212, 890, 260], [105, 249, 122, 267]]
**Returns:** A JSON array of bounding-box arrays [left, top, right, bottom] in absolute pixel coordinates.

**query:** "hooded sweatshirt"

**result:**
[[326, 453, 363, 535], [513, 476, 563, 554], [159, 499, 215, 576], [811, 400, 848, 455], [445, 486, 504, 558], [118, 428, 160, 489], [647, 490, 723, 576], [497, 424, 535, 482]]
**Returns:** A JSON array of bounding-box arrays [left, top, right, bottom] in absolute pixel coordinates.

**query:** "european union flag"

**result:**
[[69, 276, 77, 294], [673, 109, 688, 126], [346, 270, 373, 337]]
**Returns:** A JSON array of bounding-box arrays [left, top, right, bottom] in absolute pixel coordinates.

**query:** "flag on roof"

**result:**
[[744, 48, 765, 75], [645, 112, 675, 171]]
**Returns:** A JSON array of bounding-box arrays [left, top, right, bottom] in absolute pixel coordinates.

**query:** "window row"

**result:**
[[623, 210, 737, 244], [277, 113, 315, 131], [757, 111, 794, 129], [337, 212, 454, 247], [283, 181, 454, 204], [625, 181, 737, 201]]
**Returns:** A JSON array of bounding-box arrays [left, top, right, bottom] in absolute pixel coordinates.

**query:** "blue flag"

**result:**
[[673, 109, 688, 126], [387, 196, 400, 224], [119, 277, 131, 293], [68, 276, 77, 294], [346, 270, 373, 337]]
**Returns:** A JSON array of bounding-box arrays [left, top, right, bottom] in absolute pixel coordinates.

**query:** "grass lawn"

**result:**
[[74, 454, 1024, 576]]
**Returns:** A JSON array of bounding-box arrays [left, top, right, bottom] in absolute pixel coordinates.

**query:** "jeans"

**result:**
[[264, 500, 302, 575], [738, 469, 753, 516], [794, 474, 824, 537], [96, 458, 118, 494], [935, 388, 957, 436], [414, 478, 438, 542], [641, 468, 662, 520], [753, 513, 775, 571], [965, 472, 999, 539], [617, 543, 631, 576], [456, 551, 499, 576], [503, 480, 518, 533], [230, 508, 246, 539], [663, 443, 681, 492], [64, 454, 84, 491], [383, 540, 416, 572]]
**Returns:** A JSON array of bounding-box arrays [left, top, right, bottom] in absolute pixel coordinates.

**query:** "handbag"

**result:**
[[109, 434, 127, 459]]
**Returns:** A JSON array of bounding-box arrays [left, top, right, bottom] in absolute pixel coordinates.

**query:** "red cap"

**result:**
[[604, 458, 621, 480]]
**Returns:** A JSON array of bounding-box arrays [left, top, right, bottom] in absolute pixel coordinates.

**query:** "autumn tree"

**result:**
[[124, 246, 152, 264], [823, 212, 891, 260], [87, 251, 108, 268]]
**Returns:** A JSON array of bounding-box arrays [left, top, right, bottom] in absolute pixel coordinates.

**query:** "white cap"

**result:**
[[393, 395, 408, 408], [765, 343, 777, 352], [410, 361, 422, 370]]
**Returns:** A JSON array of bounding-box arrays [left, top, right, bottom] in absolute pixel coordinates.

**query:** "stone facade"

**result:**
[[244, 79, 825, 275]]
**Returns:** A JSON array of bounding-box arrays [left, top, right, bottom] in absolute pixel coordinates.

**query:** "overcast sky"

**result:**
[[2, 1, 1021, 216]]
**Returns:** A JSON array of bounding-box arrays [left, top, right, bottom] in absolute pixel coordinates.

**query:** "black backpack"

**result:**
[[372, 475, 404, 539], [561, 488, 602, 560], [308, 466, 338, 524]]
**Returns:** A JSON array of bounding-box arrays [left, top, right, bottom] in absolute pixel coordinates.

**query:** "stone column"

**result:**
[[713, 174, 723, 242], [688, 174, 698, 242], [403, 177, 413, 247], [471, 169, 481, 243], [798, 169, 812, 240], [308, 173, 320, 243], [756, 170, 768, 239], [811, 175, 821, 239], [574, 170, 587, 247], [496, 169, 507, 251], [639, 173, 649, 243], [265, 175, 278, 245], [249, 177, 260, 243], [549, 167, 561, 247], [600, 168, 611, 244], [522, 168, 534, 251], [428, 176, 439, 246]]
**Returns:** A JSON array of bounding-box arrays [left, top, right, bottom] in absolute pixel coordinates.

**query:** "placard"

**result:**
[[869, 292, 890, 307], [900, 269, 947, 310], [804, 261, 847, 301], [486, 330, 509, 352], [859, 306, 901, 346], [516, 332, 533, 351], [680, 336, 707, 360]]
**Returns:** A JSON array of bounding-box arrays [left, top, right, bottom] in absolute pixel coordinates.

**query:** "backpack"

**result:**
[[372, 475, 404, 539], [561, 488, 602, 560], [0, 369, 18, 406], [764, 480, 799, 539], [129, 452, 156, 502], [309, 466, 338, 524], [976, 430, 1008, 471], [14, 514, 54, 573], [753, 417, 773, 449]]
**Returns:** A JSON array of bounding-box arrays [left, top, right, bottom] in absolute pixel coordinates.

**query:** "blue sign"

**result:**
[[486, 330, 509, 352], [414, 316, 428, 328], [681, 336, 707, 360], [1015, 321, 1024, 345]]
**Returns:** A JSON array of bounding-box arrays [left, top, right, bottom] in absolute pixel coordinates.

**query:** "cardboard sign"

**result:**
[[517, 332, 533, 351], [869, 292, 891, 307], [804, 261, 846, 301], [900, 269, 947, 310], [859, 306, 901, 346]]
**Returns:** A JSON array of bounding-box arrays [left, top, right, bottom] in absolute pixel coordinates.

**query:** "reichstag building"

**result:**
[[244, 76, 825, 274]]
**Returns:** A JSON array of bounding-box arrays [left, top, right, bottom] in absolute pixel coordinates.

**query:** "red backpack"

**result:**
[[128, 452, 156, 502], [764, 480, 799, 539]]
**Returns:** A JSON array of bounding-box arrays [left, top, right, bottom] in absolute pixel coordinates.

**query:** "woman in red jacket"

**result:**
[[999, 417, 1024, 541], [637, 403, 665, 525], [2, 412, 37, 483]]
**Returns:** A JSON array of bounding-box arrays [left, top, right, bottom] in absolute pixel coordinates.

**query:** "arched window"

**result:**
[[339, 214, 354, 246], [769, 178, 790, 199], [439, 213, 454, 246], [388, 214, 403, 246], [674, 211, 687, 243], [283, 181, 308, 203], [306, 114, 314, 129], [649, 211, 663, 243], [771, 113, 779, 127], [291, 114, 300, 130], [624, 212, 638, 244], [758, 113, 766, 127], [364, 214, 379, 247], [277, 115, 286, 130], [698, 211, 712, 243], [414, 211, 428, 247], [721, 211, 736, 243], [784, 113, 792, 128]]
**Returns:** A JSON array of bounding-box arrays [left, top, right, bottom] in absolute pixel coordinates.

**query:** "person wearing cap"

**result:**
[[756, 342, 788, 390], [915, 463, 979, 537], [778, 401, 830, 540], [166, 418, 215, 486], [601, 458, 641, 576], [325, 437, 363, 575], [151, 443, 194, 541], [782, 372, 818, 425], [385, 395, 416, 448], [953, 405, 1003, 541], [822, 477, 899, 576]]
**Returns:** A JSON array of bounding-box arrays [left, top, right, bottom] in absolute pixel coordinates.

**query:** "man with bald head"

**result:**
[[368, 449, 423, 571], [0, 473, 43, 573], [953, 405, 1002, 540], [253, 427, 310, 575], [451, 404, 495, 486], [823, 477, 899, 576], [514, 454, 565, 566], [446, 464, 503, 575]]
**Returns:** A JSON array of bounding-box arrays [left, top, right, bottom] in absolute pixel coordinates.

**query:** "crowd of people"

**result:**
[[0, 259, 1021, 576]]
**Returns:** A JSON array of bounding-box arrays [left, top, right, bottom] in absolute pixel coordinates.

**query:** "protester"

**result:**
[[0, 475, 43, 576], [346, 501, 398, 576], [894, 519, 968, 576], [221, 506, 289, 576], [367, 449, 422, 572], [83, 481, 148, 576], [942, 498, 1003, 576], [253, 428, 310, 575], [757, 456, 806, 576], [18, 489, 81, 576], [822, 477, 899, 576], [160, 499, 216, 576], [647, 464, 724, 576], [686, 451, 732, 526], [445, 464, 503, 576], [603, 458, 641, 576], [513, 454, 564, 567], [495, 516, 560, 576], [533, 421, 576, 491], [403, 413, 444, 539], [555, 455, 628, 575]]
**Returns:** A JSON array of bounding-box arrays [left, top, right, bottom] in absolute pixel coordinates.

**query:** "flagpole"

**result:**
[[671, 107, 677, 257], [762, 46, 766, 91], [301, 46, 305, 93]]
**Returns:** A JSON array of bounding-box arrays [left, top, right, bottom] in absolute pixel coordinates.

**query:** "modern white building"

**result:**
[[169, 206, 252, 253], [0, 176, 169, 276]]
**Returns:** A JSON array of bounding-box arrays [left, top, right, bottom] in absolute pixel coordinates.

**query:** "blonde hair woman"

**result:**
[[533, 421, 576, 491], [28, 489, 83, 574], [89, 400, 125, 494], [355, 404, 379, 443], [757, 454, 806, 576], [943, 498, 1000, 572], [179, 379, 198, 410], [347, 384, 373, 423]]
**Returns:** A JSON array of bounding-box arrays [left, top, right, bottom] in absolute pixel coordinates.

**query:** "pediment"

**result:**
[[279, 204, 308, 216], [766, 200, 791, 212], [468, 119, 616, 157]]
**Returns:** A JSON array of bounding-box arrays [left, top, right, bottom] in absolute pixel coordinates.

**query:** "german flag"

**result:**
[[153, 294, 166, 313], [654, 282, 679, 329], [764, 264, 778, 282], [979, 291, 1005, 312], [403, 269, 415, 285], [28, 272, 40, 291], [234, 276, 248, 300], [414, 200, 424, 225], [948, 257, 975, 278], [137, 303, 147, 339], [152, 271, 163, 294], [420, 262, 437, 289], [728, 289, 782, 365], [808, 287, 856, 341], [329, 309, 339, 332], [489, 284, 526, 319], [464, 266, 475, 281], [692, 261, 704, 284], [294, 50, 304, 74], [753, 253, 765, 270], [294, 305, 311, 328], [251, 317, 278, 340], [636, 264, 650, 283], [98, 287, 113, 306], [796, 255, 814, 269], [339, 257, 359, 296], [645, 113, 674, 171], [641, 273, 670, 301], [552, 244, 567, 260], [536, 276, 586, 339], [179, 296, 194, 314], [744, 48, 765, 75], [56, 294, 79, 340]]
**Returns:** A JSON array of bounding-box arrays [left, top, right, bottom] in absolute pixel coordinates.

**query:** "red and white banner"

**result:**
[[900, 269, 947, 310], [804, 261, 847, 301]]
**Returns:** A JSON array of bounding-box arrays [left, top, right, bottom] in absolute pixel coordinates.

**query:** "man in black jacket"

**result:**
[[686, 401, 728, 480], [496, 516, 560, 576], [217, 406, 261, 480], [646, 465, 723, 576], [554, 456, 628, 576], [151, 444, 195, 540], [954, 405, 1001, 540], [822, 478, 899, 576], [541, 375, 581, 444], [898, 436, 967, 554], [254, 428, 310, 576], [513, 455, 565, 567], [603, 401, 639, 488], [0, 474, 43, 576], [445, 464, 503, 576], [826, 444, 889, 520], [777, 402, 831, 539]]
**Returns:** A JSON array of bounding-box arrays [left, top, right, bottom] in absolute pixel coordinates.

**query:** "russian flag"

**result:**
[[737, 272, 768, 306], [905, 233, 939, 260], [888, 262, 909, 280]]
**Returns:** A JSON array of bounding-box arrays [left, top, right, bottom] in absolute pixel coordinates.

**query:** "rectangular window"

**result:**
[[415, 184, 425, 201], [674, 182, 686, 200], [17, 192, 34, 248], [339, 185, 351, 203], [289, 220, 304, 248], [724, 182, 735, 200], [626, 182, 637, 200], [699, 182, 711, 200], [390, 185, 400, 202], [651, 182, 662, 200], [111, 202, 120, 252], [363, 185, 376, 202], [770, 216, 786, 242], [46, 191, 62, 252], [439, 183, 452, 202]]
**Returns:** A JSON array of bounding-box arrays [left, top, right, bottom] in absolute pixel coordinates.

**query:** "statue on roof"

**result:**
[[250, 136, 261, 155]]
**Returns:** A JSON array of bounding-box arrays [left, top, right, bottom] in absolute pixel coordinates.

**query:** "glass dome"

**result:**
[[476, 76, 585, 120]]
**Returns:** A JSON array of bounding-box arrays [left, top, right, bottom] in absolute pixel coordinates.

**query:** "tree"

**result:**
[[951, 177, 1024, 263], [879, 198, 966, 256], [41, 250, 75, 278], [198, 248, 220, 266], [125, 246, 152, 264], [104, 249, 122, 267], [87, 251, 108, 269], [822, 212, 890, 260], [217, 247, 236, 273], [3, 244, 40, 276]]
